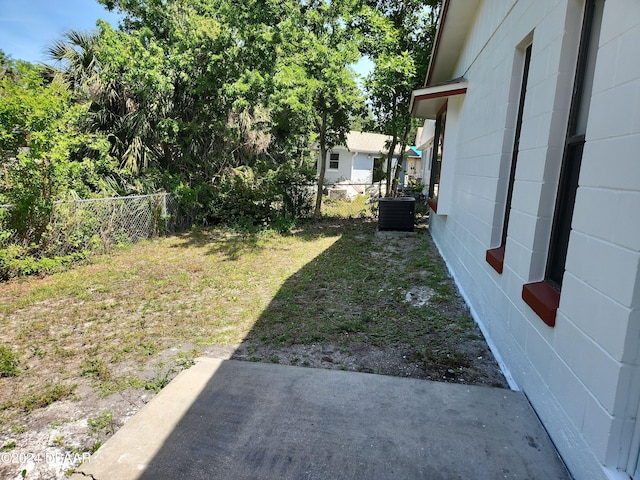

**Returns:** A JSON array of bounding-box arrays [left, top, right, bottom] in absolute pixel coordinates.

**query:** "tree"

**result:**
[[0, 60, 98, 242], [358, 0, 440, 196], [95, 0, 288, 180], [272, 0, 364, 217], [88, 0, 366, 220], [46, 30, 100, 99]]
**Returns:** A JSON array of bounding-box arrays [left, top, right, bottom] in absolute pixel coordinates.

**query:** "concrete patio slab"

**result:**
[[73, 358, 570, 480]]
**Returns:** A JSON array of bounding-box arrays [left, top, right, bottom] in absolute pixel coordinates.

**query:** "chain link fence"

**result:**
[[320, 182, 427, 219], [0, 193, 178, 253], [52, 193, 178, 248], [1, 185, 428, 256]]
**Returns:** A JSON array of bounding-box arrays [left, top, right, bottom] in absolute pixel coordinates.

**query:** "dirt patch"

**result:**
[[231, 339, 506, 387], [404, 285, 435, 307], [0, 349, 187, 480], [0, 383, 149, 480]]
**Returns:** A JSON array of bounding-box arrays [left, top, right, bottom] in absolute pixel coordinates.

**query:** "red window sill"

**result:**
[[486, 246, 505, 274], [427, 198, 438, 213], [522, 281, 560, 327]]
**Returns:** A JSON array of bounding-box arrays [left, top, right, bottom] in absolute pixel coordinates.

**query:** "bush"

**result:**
[[171, 181, 217, 228], [169, 159, 315, 231], [0, 243, 89, 280], [208, 161, 314, 228]]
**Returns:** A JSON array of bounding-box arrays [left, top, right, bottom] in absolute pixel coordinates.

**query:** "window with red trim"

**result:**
[[486, 43, 533, 274], [522, 0, 603, 326]]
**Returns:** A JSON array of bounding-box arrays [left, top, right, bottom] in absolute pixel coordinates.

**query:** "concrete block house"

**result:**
[[410, 1, 640, 479]]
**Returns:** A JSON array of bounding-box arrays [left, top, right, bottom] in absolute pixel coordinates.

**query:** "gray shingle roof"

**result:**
[[345, 131, 401, 155]]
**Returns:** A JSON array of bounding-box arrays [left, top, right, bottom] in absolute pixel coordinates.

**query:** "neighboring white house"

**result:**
[[313, 131, 401, 185], [403, 146, 423, 185], [411, 1, 640, 480]]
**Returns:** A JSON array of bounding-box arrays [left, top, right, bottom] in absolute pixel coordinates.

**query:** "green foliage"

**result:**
[[267, 0, 366, 216], [0, 346, 19, 377], [0, 245, 88, 280], [321, 194, 377, 219], [0, 62, 74, 242], [144, 372, 171, 393], [358, 1, 440, 195], [81, 357, 112, 382], [207, 160, 315, 229], [0, 58, 126, 277]]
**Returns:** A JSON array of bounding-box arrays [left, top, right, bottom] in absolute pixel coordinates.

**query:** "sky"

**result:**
[[0, 0, 372, 77], [0, 0, 122, 64]]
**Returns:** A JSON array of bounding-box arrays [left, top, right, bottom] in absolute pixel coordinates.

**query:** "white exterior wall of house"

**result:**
[[317, 146, 398, 185], [351, 152, 375, 184], [321, 147, 352, 184], [420, 1, 640, 479]]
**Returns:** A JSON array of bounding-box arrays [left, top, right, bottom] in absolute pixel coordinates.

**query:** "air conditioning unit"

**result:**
[[378, 197, 415, 232]]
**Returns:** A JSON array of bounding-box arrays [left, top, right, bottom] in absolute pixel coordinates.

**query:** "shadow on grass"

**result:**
[[224, 217, 503, 385], [169, 228, 264, 261]]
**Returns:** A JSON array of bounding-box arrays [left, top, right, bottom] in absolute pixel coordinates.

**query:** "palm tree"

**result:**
[[46, 29, 158, 174], [46, 30, 100, 100]]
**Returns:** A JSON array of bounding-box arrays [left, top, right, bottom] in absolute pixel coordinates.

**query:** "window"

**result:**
[[546, 0, 603, 290], [427, 105, 446, 212], [486, 43, 533, 274], [522, 0, 603, 326], [328, 153, 339, 170]]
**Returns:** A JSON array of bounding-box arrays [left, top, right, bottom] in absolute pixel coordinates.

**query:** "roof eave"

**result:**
[[425, 0, 481, 86], [410, 78, 468, 119]]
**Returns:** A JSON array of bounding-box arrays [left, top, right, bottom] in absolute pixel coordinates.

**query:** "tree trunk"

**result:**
[[385, 134, 398, 196], [384, 99, 400, 197], [314, 110, 328, 218], [391, 151, 405, 197], [391, 123, 411, 196]]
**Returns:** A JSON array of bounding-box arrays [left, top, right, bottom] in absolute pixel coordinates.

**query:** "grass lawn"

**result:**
[[0, 217, 506, 477], [321, 194, 377, 218], [1, 223, 341, 409]]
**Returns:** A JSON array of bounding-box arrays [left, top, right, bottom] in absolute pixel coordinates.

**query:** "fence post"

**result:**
[[162, 193, 168, 233]]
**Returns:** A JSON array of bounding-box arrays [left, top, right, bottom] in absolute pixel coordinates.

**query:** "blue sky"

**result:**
[[0, 0, 122, 64]]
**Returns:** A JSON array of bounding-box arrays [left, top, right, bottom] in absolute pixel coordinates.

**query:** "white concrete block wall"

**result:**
[[435, 95, 463, 215], [567, 0, 640, 472], [425, 0, 640, 479]]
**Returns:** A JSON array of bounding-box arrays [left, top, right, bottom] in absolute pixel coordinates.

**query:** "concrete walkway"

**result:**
[[73, 358, 570, 480]]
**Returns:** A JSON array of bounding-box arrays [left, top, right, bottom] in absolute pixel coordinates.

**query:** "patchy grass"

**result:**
[[321, 195, 377, 218], [0, 223, 343, 419], [1, 440, 16, 451], [233, 219, 503, 386], [0, 218, 506, 477], [19, 383, 77, 413]]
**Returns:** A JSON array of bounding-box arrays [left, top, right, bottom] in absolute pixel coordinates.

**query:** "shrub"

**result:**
[[0, 243, 89, 280], [206, 160, 314, 229]]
